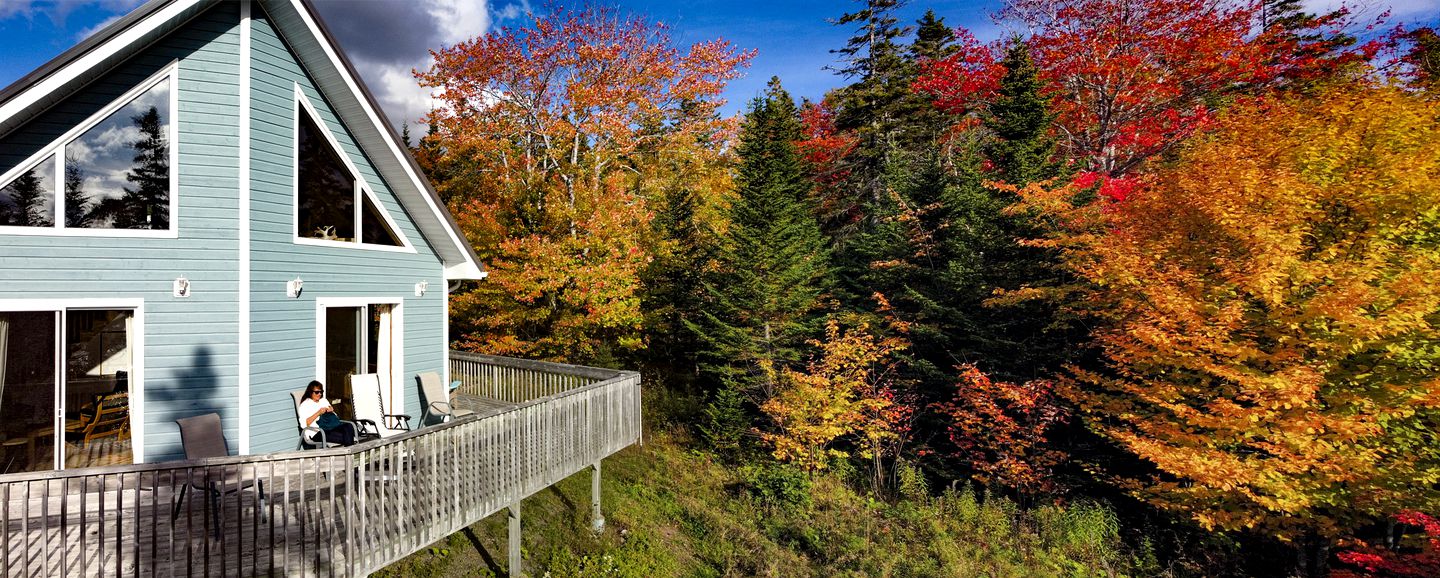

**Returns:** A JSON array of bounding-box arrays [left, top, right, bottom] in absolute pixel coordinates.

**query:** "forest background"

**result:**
[[394, 0, 1440, 576]]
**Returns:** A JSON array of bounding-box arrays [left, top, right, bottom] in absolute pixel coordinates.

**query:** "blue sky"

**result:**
[[1, 0, 1436, 132]]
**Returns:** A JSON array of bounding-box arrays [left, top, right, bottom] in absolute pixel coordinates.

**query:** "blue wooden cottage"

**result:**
[[0, 0, 488, 470]]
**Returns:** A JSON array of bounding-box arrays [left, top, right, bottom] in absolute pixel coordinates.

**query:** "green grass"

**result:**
[[376, 427, 1145, 578]]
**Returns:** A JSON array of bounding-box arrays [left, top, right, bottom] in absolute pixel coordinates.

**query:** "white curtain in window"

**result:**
[[376, 305, 394, 414], [0, 318, 8, 403]]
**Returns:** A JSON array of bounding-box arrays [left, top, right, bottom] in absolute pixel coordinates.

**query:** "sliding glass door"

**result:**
[[0, 308, 135, 472], [321, 303, 396, 421]]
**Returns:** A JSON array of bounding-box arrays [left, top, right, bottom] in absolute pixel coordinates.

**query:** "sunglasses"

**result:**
[[309, 390, 323, 396]]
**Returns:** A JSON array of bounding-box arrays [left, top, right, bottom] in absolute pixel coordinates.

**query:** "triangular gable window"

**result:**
[[0, 67, 175, 235], [294, 89, 408, 250]]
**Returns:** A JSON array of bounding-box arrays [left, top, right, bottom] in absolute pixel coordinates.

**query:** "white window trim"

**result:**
[[291, 85, 414, 253], [314, 297, 406, 418], [0, 63, 180, 239], [0, 298, 147, 466]]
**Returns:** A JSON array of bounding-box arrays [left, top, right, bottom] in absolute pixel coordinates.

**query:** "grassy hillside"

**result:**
[[378, 425, 1147, 577]]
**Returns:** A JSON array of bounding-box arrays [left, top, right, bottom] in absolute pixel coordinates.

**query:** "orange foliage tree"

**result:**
[[933, 365, 1069, 494], [1017, 86, 1440, 543], [419, 4, 750, 362]]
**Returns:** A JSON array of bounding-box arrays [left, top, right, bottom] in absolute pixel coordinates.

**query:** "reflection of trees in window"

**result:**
[[298, 112, 355, 241], [0, 159, 53, 227], [63, 160, 91, 229], [86, 106, 169, 229]]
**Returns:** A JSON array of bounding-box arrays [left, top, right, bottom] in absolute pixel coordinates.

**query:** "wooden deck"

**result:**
[[0, 353, 642, 577]]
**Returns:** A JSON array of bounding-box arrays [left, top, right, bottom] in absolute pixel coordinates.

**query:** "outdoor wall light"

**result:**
[[287, 278, 304, 298], [173, 276, 191, 298], [415, 280, 429, 297]]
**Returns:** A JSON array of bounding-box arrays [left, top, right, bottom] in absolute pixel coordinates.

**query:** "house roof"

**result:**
[[0, 0, 487, 280]]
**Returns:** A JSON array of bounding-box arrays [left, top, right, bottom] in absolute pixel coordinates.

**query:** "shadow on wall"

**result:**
[[147, 345, 221, 462]]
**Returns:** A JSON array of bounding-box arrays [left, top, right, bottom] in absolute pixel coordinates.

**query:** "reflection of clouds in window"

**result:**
[[0, 154, 56, 228], [65, 80, 170, 230]]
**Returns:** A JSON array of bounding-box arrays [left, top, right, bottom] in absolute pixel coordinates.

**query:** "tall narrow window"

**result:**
[[298, 112, 355, 241], [293, 95, 407, 248], [0, 69, 174, 234], [0, 312, 56, 473]]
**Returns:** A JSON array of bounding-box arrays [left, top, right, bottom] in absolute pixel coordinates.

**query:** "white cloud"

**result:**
[[493, 1, 531, 22], [0, 0, 144, 27], [74, 13, 121, 41], [427, 0, 491, 46]]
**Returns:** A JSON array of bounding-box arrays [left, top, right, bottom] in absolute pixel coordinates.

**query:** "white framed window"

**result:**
[[0, 298, 146, 471], [0, 64, 179, 237], [314, 297, 405, 420], [292, 86, 412, 252]]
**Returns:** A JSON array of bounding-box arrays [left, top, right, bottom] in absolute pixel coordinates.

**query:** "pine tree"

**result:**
[[690, 78, 831, 401], [642, 181, 712, 377], [92, 107, 169, 229], [1, 168, 52, 227], [823, 0, 913, 240], [63, 161, 91, 229], [984, 41, 1060, 185]]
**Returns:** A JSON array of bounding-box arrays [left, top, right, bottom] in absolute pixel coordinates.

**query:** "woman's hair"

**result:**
[[307, 380, 324, 392]]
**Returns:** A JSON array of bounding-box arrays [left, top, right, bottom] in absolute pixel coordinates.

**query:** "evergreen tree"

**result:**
[[64, 161, 91, 229], [984, 41, 1060, 185], [1, 168, 52, 227], [690, 78, 831, 401], [823, 0, 913, 240], [642, 181, 713, 377], [92, 107, 169, 229]]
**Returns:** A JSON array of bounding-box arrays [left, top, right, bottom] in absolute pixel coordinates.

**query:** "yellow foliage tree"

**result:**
[[1018, 85, 1440, 544], [761, 319, 906, 474]]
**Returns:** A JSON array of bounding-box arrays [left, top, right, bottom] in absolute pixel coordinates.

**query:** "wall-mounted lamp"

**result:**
[[414, 280, 429, 297], [287, 278, 304, 298], [173, 276, 191, 298]]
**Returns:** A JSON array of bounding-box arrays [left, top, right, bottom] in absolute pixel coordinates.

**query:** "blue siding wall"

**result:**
[[247, 10, 446, 454], [0, 5, 242, 462]]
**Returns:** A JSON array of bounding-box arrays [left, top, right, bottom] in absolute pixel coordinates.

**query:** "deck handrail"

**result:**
[[0, 352, 642, 576]]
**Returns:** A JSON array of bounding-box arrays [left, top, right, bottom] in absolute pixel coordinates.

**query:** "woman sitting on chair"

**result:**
[[298, 380, 356, 446]]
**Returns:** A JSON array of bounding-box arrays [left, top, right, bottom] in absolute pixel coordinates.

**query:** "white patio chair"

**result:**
[[417, 372, 474, 425], [350, 373, 411, 438]]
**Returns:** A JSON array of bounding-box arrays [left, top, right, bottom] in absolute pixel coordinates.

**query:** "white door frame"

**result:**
[[313, 297, 405, 416], [0, 298, 146, 466]]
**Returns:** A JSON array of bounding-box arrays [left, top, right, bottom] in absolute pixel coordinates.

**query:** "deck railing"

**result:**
[[0, 352, 642, 577]]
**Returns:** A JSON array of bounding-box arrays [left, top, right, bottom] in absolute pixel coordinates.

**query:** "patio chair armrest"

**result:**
[[354, 418, 379, 436], [428, 401, 453, 414], [383, 413, 412, 430], [301, 426, 326, 447]]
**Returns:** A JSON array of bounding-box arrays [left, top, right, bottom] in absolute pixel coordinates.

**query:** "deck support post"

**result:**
[[508, 501, 522, 577], [591, 460, 605, 533]]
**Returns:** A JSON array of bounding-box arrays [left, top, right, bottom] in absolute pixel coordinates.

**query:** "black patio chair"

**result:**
[[171, 413, 267, 539]]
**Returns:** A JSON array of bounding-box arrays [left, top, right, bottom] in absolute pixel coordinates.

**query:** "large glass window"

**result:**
[[67, 81, 172, 230], [294, 103, 404, 247], [0, 72, 173, 233], [0, 309, 134, 473]]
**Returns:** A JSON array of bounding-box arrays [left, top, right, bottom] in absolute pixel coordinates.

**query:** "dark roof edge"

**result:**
[[0, 0, 176, 111], [296, 0, 485, 274]]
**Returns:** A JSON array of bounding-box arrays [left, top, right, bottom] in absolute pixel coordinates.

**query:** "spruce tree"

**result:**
[[64, 161, 91, 229], [690, 78, 831, 401], [984, 41, 1060, 185], [92, 107, 169, 229], [1, 168, 52, 227]]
